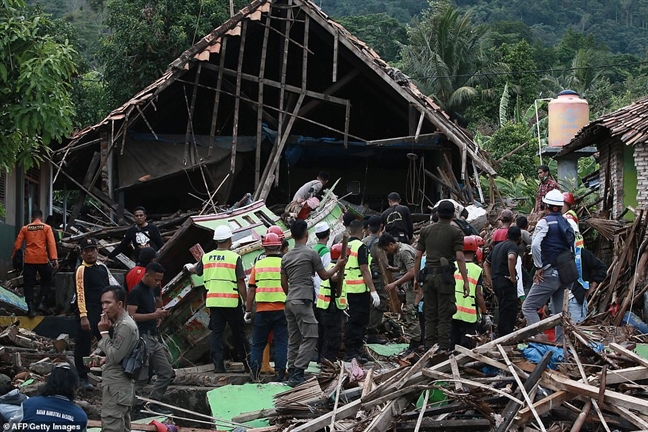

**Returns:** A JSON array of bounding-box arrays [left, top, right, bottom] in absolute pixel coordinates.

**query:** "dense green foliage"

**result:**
[[321, 0, 427, 23], [100, 0, 248, 106], [337, 14, 407, 62], [482, 123, 536, 180], [0, 0, 77, 170]]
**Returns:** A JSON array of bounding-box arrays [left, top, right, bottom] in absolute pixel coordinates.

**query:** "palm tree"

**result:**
[[401, 3, 507, 120]]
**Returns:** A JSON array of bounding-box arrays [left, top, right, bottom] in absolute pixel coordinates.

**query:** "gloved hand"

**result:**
[[244, 311, 252, 324], [482, 314, 493, 328], [183, 263, 195, 273], [370, 291, 380, 307]]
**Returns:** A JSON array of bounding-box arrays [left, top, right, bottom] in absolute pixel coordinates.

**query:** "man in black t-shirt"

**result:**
[[484, 226, 521, 336], [381, 192, 413, 243], [109, 206, 164, 261], [127, 263, 174, 414]]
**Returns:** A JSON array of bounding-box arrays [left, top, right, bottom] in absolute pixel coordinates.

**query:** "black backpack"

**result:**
[[120, 337, 148, 380]]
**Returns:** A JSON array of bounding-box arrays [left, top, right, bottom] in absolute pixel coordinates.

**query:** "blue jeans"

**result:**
[[250, 310, 288, 374], [568, 297, 588, 324]]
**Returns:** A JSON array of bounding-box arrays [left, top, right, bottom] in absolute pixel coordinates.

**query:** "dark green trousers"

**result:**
[[422, 272, 456, 350]]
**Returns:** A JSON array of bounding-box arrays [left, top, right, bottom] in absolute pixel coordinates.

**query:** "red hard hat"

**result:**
[[262, 232, 282, 247], [463, 236, 478, 253], [267, 225, 285, 239], [473, 235, 485, 247], [331, 243, 350, 260], [476, 248, 483, 264], [563, 192, 575, 206]]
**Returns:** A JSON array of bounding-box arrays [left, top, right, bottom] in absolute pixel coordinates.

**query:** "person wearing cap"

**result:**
[[535, 165, 559, 212], [281, 220, 347, 386], [292, 171, 330, 203], [363, 216, 388, 343], [9, 363, 87, 429], [491, 209, 514, 245], [484, 227, 522, 336], [414, 200, 469, 353], [12, 208, 58, 317], [125, 247, 158, 292], [343, 220, 381, 363], [381, 192, 413, 243], [312, 222, 331, 360], [185, 225, 249, 372], [73, 237, 111, 389], [246, 232, 288, 381], [108, 206, 164, 261], [378, 233, 421, 352], [98, 285, 139, 432], [127, 262, 174, 415], [523, 189, 575, 342], [450, 236, 487, 348], [315, 243, 348, 363]]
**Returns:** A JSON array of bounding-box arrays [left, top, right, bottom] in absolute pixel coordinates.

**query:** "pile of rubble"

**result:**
[[226, 314, 648, 431]]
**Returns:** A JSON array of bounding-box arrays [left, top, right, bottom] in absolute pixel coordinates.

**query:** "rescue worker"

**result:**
[[313, 222, 331, 360], [245, 233, 288, 381], [343, 220, 381, 363], [523, 189, 575, 342], [378, 233, 421, 352], [185, 225, 249, 372], [381, 192, 413, 243], [281, 220, 347, 387], [333, 211, 356, 245], [315, 243, 348, 363], [451, 236, 488, 349], [98, 285, 139, 432], [363, 216, 388, 343], [125, 247, 157, 291], [292, 171, 330, 203], [414, 200, 469, 352], [568, 248, 607, 323], [484, 227, 522, 336], [127, 262, 174, 414], [73, 237, 111, 390], [12, 209, 58, 316]]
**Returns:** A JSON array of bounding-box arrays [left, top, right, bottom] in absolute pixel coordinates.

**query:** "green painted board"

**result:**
[[634, 343, 648, 359], [0, 285, 27, 312], [367, 343, 409, 357], [207, 383, 291, 430]]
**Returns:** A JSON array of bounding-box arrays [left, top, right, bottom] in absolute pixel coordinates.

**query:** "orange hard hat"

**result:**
[[262, 232, 282, 247], [331, 243, 350, 260], [563, 192, 575, 206], [463, 235, 479, 253], [267, 225, 285, 239]]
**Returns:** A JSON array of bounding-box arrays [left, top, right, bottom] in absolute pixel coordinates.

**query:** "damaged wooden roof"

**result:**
[[60, 0, 495, 177], [557, 95, 648, 156]]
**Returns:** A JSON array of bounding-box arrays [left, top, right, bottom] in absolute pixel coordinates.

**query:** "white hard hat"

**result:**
[[542, 189, 564, 207], [213, 225, 233, 241], [314, 222, 329, 234]]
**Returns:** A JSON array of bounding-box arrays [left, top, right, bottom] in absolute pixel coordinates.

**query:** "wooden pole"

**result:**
[[231, 21, 247, 174], [208, 37, 228, 159], [255, 14, 271, 189], [185, 62, 202, 166]]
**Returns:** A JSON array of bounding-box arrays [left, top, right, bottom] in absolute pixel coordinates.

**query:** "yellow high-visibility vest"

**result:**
[[316, 263, 347, 310], [452, 263, 482, 323], [202, 249, 240, 308], [253, 256, 285, 303], [343, 239, 369, 294]]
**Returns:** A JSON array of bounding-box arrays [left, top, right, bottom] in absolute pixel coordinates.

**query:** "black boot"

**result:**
[[287, 368, 305, 387], [272, 369, 286, 382], [213, 354, 225, 373], [27, 302, 36, 318]]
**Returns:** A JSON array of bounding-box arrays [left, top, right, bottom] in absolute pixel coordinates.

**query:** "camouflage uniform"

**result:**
[[393, 243, 421, 343]]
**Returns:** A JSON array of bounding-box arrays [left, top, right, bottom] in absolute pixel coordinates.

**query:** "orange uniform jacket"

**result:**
[[13, 222, 58, 264]]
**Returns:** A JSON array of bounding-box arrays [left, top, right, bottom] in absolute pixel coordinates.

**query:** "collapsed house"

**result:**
[[556, 96, 648, 219], [51, 0, 494, 225]]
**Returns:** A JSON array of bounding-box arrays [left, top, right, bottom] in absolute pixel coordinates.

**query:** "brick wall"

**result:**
[[635, 144, 648, 209], [598, 139, 625, 218]]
